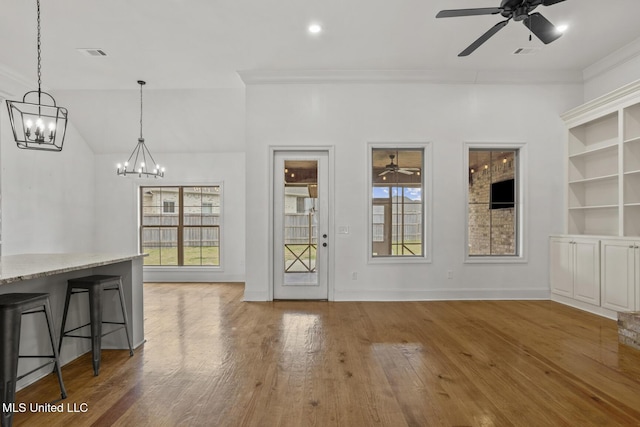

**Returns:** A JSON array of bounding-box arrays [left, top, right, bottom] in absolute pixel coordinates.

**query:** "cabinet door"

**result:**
[[573, 239, 600, 305], [550, 238, 573, 297], [601, 239, 635, 312]]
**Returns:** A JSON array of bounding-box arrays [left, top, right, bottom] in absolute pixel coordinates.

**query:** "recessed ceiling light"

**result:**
[[556, 24, 569, 33], [308, 23, 322, 34]]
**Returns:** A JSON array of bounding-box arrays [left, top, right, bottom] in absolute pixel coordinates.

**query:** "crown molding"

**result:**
[[561, 78, 640, 124], [237, 68, 583, 86], [583, 36, 640, 83]]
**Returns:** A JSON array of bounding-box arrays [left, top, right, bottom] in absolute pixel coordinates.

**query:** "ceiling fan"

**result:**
[[436, 0, 567, 57], [378, 154, 420, 176]]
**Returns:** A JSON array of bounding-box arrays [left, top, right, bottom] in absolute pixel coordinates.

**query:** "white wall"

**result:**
[[244, 81, 583, 301], [1, 105, 96, 255], [93, 151, 246, 282]]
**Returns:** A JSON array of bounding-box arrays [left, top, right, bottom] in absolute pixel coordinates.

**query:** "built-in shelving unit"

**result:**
[[562, 81, 640, 237], [552, 80, 640, 320], [566, 112, 619, 235]]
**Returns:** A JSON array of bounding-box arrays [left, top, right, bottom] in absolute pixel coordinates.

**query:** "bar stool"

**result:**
[[1, 293, 67, 427], [58, 275, 134, 376]]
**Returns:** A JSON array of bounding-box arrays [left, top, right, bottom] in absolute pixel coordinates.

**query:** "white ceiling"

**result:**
[[1, 0, 639, 90], [1, 0, 640, 155]]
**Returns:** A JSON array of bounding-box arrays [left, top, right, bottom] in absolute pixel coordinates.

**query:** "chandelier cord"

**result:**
[[139, 82, 143, 140], [36, 0, 42, 102]]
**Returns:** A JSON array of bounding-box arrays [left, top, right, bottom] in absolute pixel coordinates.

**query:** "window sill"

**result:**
[[368, 255, 432, 265], [464, 256, 527, 264], [143, 265, 223, 271]]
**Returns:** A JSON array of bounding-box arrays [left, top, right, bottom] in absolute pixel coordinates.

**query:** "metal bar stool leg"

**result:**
[[116, 279, 134, 357], [87, 286, 103, 376], [42, 299, 67, 399], [1, 308, 21, 427], [57, 284, 73, 355]]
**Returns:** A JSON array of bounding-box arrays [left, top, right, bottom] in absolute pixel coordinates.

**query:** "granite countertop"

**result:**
[[0, 253, 147, 285]]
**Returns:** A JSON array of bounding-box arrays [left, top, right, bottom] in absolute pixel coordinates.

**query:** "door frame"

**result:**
[[268, 146, 335, 301]]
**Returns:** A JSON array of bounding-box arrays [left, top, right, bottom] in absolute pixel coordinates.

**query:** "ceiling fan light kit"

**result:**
[[436, 0, 567, 57]]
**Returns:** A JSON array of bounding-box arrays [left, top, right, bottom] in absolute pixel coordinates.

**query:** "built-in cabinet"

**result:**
[[600, 239, 638, 312], [550, 237, 600, 305], [552, 81, 640, 319]]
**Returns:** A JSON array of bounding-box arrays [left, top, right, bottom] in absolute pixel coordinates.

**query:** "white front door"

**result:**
[[273, 151, 329, 299]]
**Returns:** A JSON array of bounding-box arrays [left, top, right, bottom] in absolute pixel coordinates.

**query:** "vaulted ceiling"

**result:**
[[1, 0, 639, 154]]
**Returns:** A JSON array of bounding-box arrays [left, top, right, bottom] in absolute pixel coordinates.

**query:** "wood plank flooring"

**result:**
[[12, 283, 640, 426]]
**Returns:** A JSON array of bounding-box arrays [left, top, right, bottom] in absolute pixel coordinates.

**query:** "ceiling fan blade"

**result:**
[[436, 8, 502, 18], [459, 20, 509, 57], [397, 170, 413, 175], [523, 12, 562, 44], [379, 170, 390, 176], [542, 0, 566, 5]]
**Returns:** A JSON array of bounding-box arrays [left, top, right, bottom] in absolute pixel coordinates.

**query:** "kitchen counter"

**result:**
[[0, 252, 146, 390], [0, 253, 146, 285]]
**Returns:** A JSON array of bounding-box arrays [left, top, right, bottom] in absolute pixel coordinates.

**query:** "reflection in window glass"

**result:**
[[468, 149, 518, 256], [371, 149, 423, 257]]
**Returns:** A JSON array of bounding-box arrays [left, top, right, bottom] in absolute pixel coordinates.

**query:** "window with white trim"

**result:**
[[371, 148, 424, 258], [141, 186, 221, 266], [467, 147, 522, 258]]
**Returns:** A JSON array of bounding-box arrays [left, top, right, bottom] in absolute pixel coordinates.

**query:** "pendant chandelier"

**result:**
[[6, 0, 68, 151], [116, 80, 165, 178]]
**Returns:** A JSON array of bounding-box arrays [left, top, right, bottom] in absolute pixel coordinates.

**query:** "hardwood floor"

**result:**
[[13, 283, 640, 426]]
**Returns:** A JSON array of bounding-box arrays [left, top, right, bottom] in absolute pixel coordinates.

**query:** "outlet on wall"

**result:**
[[447, 270, 453, 279], [351, 272, 358, 280]]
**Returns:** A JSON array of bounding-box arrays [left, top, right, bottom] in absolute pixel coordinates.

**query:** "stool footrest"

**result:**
[[16, 360, 56, 381], [63, 324, 126, 339]]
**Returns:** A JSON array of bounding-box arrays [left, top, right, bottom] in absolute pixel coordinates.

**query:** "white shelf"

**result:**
[[624, 203, 640, 207], [624, 135, 640, 144], [624, 169, 640, 176], [569, 174, 618, 185], [568, 205, 618, 210], [568, 143, 618, 159]]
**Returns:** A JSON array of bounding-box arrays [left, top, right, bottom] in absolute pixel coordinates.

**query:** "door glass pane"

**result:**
[[283, 160, 318, 285]]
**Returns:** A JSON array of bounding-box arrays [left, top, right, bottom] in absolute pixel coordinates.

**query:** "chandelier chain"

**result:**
[[139, 82, 143, 139], [36, 0, 42, 92]]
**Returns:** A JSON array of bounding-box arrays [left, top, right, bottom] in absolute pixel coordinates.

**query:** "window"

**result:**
[[467, 147, 522, 258], [163, 201, 175, 213], [141, 186, 221, 266], [371, 148, 424, 258]]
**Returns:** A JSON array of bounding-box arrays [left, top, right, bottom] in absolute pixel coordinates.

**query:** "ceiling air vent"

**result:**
[[76, 48, 107, 57], [513, 47, 541, 55]]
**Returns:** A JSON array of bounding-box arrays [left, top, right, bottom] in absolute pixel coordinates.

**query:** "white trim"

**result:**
[[237, 69, 583, 86], [268, 145, 336, 301], [334, 287, 549, 301], [561, 79, 640, 126], [367, 142, 432, 264], [138, 181, 225, 270], [550, 293, 617, 320], [143, 266, 241, 283], [464, 142, 528, 264], [583, 37, 640, 83]]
